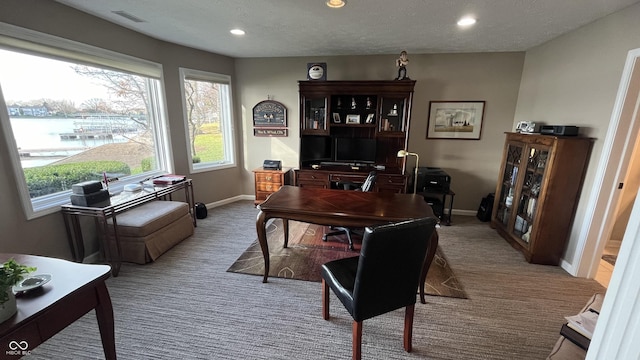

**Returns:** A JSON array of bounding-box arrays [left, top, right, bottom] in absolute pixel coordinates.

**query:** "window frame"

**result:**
[[0, 23, 173, 219], [179, 67, 236, 173]]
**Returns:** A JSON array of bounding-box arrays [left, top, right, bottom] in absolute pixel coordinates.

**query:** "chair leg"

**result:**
[[403, 304, 415, 352], [322, 279, 330, 320], [352, 320, 363, 360]]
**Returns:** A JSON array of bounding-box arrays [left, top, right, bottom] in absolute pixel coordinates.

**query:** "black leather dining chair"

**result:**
[[320, 217, 438, 360], [322, 171, 377, 249]]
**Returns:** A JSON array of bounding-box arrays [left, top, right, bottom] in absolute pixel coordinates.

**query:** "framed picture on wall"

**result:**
[[426, 101, 485, 139]]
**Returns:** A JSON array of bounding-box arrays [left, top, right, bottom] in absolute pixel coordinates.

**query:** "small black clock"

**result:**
[[307, 63, 327, 81]]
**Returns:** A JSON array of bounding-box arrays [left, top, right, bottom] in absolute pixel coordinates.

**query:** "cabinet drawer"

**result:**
[[297, 171, 329, 182], [256, 173, 282, 184], [377, 175, 406, 185], [255, 191, 272, 201], [330, 174, 367, 183], [256, 183, 282, 192]]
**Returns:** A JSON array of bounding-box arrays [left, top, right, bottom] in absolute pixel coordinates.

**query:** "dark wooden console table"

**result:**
[[255, 185, 438, 304], [0, 254, 115, 359], [60, 179, 195, 276]]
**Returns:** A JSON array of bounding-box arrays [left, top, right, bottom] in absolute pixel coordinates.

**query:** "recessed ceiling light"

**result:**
[[326, 0, 346, 8], [457, 17, 477, 27], [230, 29, 245, 36]]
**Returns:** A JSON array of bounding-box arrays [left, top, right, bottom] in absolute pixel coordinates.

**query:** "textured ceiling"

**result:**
[[55, 0, 639, 58]]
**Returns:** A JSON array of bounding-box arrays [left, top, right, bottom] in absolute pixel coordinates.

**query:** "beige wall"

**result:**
[[0, 0, 243, 258], [514, 2, 640, 267], [236, 53, 525, 210]]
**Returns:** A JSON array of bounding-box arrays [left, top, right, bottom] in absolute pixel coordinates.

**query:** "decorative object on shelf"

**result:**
[[345, 114, 360, 124], [351, 97, 357, 109], [0, 259, 36, 323], [332, 112, 341, 123], [389, 104, 398, 116], [427, 101, 485, 140], [253, 99, 287, 128], [254, 128, 288, 137], [397, 150, 420, 194], [516, 121, 538, 133], [366, 97, 372, 109], [336, 97, 342, 109], [365, 113, 375, 123], [396, 50, 409, 80], [307, 63, 327, 81]]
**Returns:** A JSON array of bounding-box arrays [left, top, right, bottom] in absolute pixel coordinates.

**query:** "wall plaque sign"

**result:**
[[254, 128, 288, 137], [253, 100, 287, 128]]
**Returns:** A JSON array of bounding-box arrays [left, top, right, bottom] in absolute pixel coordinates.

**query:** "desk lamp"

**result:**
[[397, 150, 420, 194]]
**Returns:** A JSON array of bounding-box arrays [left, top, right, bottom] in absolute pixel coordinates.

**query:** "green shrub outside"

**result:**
[[24, 161, 130, 198]]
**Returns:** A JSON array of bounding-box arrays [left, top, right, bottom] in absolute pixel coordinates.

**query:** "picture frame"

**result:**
[[345, 114, 360, 124], [426, 101, 485, 140], [365, 113, 375, 124], [332, 112, 341, 123]]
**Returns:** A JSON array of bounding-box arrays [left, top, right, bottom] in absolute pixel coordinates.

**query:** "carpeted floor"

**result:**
[[227, 220, 467, 298], [26, 201, 605, 359]]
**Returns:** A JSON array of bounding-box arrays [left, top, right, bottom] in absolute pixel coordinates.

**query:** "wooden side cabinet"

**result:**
[[491, 132, 592, 265], [253, 167, 292, 205]]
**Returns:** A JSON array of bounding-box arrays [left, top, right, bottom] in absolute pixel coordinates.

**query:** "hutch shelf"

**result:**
[[491, 132, 593, 265], [296, 80, 416, 193]]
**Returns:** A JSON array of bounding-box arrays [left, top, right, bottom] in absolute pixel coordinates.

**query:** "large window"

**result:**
[[0, 25, 171, 219], [180, 68, 235, 172]]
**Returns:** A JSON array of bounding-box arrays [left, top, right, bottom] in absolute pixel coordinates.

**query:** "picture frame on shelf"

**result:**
[[345, 114, 360, 124], [332, 112, 341, 123], [426, 101, 485, 140], [365, 113, 375, 124]]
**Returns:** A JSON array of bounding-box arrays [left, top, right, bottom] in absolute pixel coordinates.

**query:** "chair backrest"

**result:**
[[351, 217, 437, 321], [359, 171, 377, 192]]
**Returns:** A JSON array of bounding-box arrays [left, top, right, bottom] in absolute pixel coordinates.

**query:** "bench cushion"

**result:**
[[106, 201, 194, 264], [107, 201, 189, 237]]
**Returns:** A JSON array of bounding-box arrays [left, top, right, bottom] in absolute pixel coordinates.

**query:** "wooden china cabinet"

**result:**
[[491, 132, 592, 265], [296, 80, 415, 193]]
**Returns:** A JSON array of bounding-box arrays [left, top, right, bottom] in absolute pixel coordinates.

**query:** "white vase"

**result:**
[[0, 290, 17, 323]]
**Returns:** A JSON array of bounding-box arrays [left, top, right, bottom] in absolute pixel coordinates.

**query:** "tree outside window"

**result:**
[[180, 68, 235, 172]]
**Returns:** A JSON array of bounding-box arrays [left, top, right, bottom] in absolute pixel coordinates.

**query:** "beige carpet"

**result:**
[[227, 220, 467, 298], [24, 201, 605, 360]]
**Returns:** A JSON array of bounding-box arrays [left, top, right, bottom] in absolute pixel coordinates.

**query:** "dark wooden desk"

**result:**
[[0, 254, 115, 359], [256, 185, 438, 304]]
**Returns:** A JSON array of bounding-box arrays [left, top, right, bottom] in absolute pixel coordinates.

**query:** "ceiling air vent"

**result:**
[[111, 10, 146, 23]]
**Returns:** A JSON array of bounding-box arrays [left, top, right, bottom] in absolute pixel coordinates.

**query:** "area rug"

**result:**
[[227, 219, 467, 299]]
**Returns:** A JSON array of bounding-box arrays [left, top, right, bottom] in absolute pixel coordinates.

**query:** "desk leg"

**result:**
[[187, 182, 197, 227], [419, 231, 439, 304], [283, 219, 289, 248], [94, 282, 117, 360], [256, 210, 270, 283], [446, 193, 455, 226]]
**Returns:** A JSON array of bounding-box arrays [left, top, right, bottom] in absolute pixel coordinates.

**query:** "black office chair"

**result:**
[[322, 171, 377, 249], [321, 217, 438, 360]]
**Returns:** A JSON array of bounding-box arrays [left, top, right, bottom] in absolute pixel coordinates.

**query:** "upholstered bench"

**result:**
[[107, 200, 194, 264]]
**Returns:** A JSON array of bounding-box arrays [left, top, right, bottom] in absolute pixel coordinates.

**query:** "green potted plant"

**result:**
[[0, 259, 36, 323]]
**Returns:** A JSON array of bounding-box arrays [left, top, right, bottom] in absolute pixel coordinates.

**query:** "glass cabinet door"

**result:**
[[378, 97, 407, 135], [511, 145, 548, 244], [302, 96, 328, 135], [496, 143, 523, 228]]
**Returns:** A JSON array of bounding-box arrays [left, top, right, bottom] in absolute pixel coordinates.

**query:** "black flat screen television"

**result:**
[[334, 137, 377, 164], [300, 136, 332, 164]]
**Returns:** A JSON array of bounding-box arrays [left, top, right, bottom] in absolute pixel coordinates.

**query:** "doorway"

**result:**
[[581, 48, 640, 280]]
